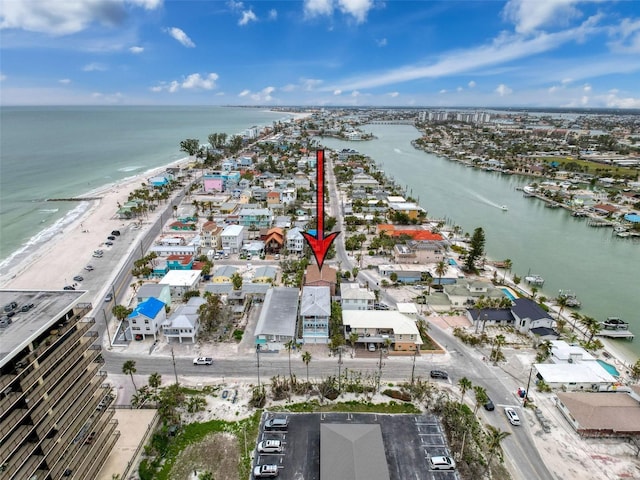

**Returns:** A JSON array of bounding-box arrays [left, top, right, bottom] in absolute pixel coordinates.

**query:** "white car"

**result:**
[[429, 456, 456, 470], [193, 357, 213, 365], [504, 407, 521, 426], [257, 439, 283, 453], [253, 465, 278, 478]]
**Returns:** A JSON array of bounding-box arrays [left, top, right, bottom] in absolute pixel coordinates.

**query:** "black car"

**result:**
[[73, 275, 84, 282], [107, 236, 116, 240], [63, 285, 76, 290], [484, 399, 495, 411], [21, 303, 35, 312], [105, 241, 113, 246], [430, 370, 449, 379], [111, 230, 121, 236]]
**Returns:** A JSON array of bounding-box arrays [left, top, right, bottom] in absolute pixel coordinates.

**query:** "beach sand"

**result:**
[[1, 159, 187, 292]]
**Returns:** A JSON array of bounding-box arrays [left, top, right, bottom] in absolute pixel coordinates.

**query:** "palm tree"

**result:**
[[491, 335, 506, 363], [434, 260, 447, 288], [112, 304, 132, 323], [555, 294, 568, 322], [570, 312, 582, 333], [458, 377, 472, 405], [302, 351, 312, 383], [485, 425, 511, 474], [149, 372, 162, 392], [284, 339, 296, 381], [502, 258, 512, 282], [472, 385, 488, 414], [580, 315, 602, 343], [122, 360, 137, 392], [349, 332, 359, 355]]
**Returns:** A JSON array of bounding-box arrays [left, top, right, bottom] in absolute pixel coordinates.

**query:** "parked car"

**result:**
[[105, 241, 113, 246], [73, 275, 84, 282], [134, 334, 143, 341], [92, 253, 103, 258], [85, 265, 94, 271], [428, 456, 456, 470], [111, 230, 121, 236], [63, 286, 75, 291], [83, 431, 96, 445], [193, 357, 213, 365], [253, 465, 279, 478], [504, 407, 521, 426], [257, 439, 283, 453], [104, 293, 113, 302], [274, 254, 280, 260], [368, 343, 376, 352], [4, 301, 18, 312], [430, 370, 448, 380], [107, 235, 116, 240], [484, 398, 495, 411], [264, 417, 289, 431]]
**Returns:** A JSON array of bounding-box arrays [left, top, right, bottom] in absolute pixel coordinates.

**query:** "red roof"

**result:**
[[167, 254, 193, 265], [377, 224, 443, 241]]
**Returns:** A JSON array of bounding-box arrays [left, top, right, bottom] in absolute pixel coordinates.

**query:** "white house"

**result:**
[[162, 297, 205, 343], [342, 310, 423, 353], [128, 297, 166, 341], [158, 270, 201, 300], [286, 227, 305, 254], [300, 286, 331, 344], [221, 224, 245, 254], [340, 283, 374, 311], [254, 287, 299, 351]]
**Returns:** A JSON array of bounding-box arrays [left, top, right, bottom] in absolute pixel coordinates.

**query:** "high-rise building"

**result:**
[[0, 290, 118, 480]]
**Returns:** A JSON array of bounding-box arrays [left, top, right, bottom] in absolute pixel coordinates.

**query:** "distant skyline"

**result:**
[[1, 0, 639, 108]]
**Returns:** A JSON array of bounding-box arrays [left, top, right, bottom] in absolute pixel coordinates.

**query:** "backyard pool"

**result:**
[[501, 288, 517, 301], [597, 359, 620, 377]]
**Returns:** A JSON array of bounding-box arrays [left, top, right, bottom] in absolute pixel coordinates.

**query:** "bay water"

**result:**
[[0, 106, 290, 275], [317, 125, 640, 361]]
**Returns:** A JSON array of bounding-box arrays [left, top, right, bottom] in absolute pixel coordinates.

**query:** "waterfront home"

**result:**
[[300, 286, 331, 344], [377, 264, 429, 284], [512, 298, 555, 336], [387, 201, 426, 221], [556, 392, 640, 438], [342, 310, 422, 353], [254, 287, 300, 351], [466, 307, 515, 329], [340, 283, 375, 311], [128, 297, 166, 341], [162, 297, 205, 343], [443, 279, 505, 307], [158, 270, 201, 300]]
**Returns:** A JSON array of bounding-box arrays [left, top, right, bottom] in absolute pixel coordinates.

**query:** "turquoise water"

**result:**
[[597, 359, 620, 377], [501, 288, 517, 301], [0, 106, 291, 274]]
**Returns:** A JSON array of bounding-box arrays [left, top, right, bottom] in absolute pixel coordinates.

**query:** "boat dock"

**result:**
[[596, 330, 635, 341]]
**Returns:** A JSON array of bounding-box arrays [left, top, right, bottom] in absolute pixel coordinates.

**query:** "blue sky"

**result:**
[[1, 0, 639, 108]]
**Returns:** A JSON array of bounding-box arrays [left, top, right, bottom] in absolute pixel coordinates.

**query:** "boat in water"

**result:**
[[601, 317, 629, 331], [523, 185, 537, 197], [501, 205, 508, 211], [558, 289, 581, 308], [524, 274, 545, 286]]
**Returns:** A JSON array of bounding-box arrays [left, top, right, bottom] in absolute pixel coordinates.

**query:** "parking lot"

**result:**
[[254, 412, 460, 480]]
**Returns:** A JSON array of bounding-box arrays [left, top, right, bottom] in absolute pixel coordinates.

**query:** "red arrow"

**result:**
[[302, 149, 340, 271]]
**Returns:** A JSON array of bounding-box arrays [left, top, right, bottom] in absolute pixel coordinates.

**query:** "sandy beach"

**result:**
[[1, 159, 188, 293]]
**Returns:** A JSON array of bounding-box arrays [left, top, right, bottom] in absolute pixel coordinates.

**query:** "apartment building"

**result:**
[[0, 290, 117, 480]]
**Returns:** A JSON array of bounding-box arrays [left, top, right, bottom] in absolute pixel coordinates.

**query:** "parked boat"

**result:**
[[525, 274, 545, 286], [572, 210, 588, 217], [601, 317, 629, 331], [501, 205, 508, 211], [558, 289, 581, 308], [545, 202, 561, 208]]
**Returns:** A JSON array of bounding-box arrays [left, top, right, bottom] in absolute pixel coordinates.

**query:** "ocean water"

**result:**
[[0, 106, 291, 274]]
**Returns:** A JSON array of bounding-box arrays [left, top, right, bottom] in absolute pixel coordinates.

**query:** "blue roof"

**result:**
[[129, 297, 165, 319]]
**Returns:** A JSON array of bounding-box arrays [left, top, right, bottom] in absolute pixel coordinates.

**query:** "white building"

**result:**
[[128, 297, 166, 341], [300, 286, 331, 344], [286, 226, 305, 254], [221, 224, 245, 254], [158, 270, 201, 300], [340, 283, 375, 311], [342, 310, 423, 353], [162, 297, 205, 343]]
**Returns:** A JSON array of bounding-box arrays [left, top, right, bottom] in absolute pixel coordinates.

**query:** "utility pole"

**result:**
[[337, 346, 343, 394], [524, 366, 533, 406], [256, 344, 261, 389], [103, 310, 112, 348], [377, 345, 384, 393], [171, 347, 179, 385], [411, 347, 418, 386]]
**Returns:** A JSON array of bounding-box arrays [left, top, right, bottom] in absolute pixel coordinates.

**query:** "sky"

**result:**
[[1, 0, 640, 108]]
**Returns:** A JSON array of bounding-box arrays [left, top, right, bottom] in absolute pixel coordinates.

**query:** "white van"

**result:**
[[428, 456, 456, 470]]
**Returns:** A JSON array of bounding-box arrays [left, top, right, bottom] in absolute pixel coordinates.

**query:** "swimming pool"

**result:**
[[448, 258, 458, 266], [501, 288, 517, 301], [597, 359, 620, 377]]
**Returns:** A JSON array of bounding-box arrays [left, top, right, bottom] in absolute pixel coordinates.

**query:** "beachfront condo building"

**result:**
[[0, 290, 118, 480]]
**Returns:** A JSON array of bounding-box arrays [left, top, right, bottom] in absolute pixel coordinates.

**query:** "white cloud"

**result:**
[[250, 86, 276, 102], [238, 89, 250, 97], [302, 78, 323, 91], [0, 0, 162, 35], [327, 17, 601, 92], [304, 0, 334, 19], [303, 0, 374, 23], [333, 89, 342, 95], [129, 46, 144, 54], [281, 84, 297, 92], [457, 86, 463, 92], [351, 90, 360, 97], [583, 83, 591, 92], [468, 80, 476, 88], [91, 91, 124, 103], [387, 91, 399, 97], [166, 27, 195, 47], [502, 0, 601, 34], [0, 73, 6, 81], [495, 84, 513, 96], [83, 62, 107, 72], [605, 93, 640, 108], [608, 17, 640, 53], [376, 38, 387, 47], [239, 9, 257, 26], [268, 9, 278, 20], [152, 73, 219, 93], [59, 78, 71, 84], [548, 85, 558, 93], [561, 77, 573, 84], [581, 95, 589, 105], [439, 89, 447, 94]]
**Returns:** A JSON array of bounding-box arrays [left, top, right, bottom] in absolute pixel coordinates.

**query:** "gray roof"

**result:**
[[300, 286, 331, 317], [320, 424, 390, 480], [204, 283, 234, 295], [512, 298, 552, 321], [137, 283, 169, 298], [213, 265, 238, 278], [254, 287, 299, 338], [254, 266, 277, 279]]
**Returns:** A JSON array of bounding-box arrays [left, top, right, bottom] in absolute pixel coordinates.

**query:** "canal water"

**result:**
[[316, 124, 640, 361]]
